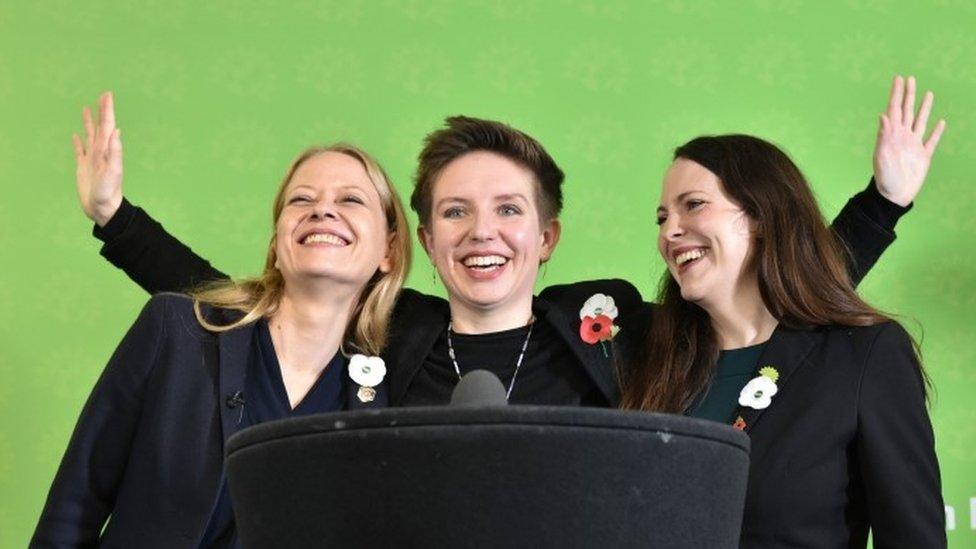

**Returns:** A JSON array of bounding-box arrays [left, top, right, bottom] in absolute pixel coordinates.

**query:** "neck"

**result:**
[[448, 294, 535, 334], [269, 281, 360, 373], [700, 278, 778, 350]]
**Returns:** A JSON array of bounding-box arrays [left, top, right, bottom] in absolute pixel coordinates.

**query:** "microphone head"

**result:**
[[450, 369, 508, 407]]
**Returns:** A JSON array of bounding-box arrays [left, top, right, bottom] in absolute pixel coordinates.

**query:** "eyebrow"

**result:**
[[436, 193, 528, 206], [287, 183, 369, 194], [435, 193, 529, 208], [657, 191, 703, 212]]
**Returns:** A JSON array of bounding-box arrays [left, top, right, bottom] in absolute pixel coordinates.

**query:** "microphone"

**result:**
[[450, 370, 508, 407]]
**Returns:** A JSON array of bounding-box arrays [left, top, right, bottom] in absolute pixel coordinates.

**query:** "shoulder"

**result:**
[[141, 292, 245, 340], [819, 321, 913, 359], [540, 279, 643, 310], [392, 288, 449, 321]]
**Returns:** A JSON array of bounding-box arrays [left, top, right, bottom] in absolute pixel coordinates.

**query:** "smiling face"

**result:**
[[656, 158, 757, 306], [420, 150, 560, 320], [274, 151, 392, 289]]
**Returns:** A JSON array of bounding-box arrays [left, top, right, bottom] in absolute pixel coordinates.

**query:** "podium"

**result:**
[[225, 407, 750, 548]]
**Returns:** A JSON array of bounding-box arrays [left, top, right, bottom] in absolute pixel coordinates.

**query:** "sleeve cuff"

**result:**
[[854, 178, 913, 229], [92, 198, 136, 242]]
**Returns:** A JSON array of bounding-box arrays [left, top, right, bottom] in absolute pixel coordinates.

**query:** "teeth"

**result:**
[[675, 249, 706, 265], [303, 233, 347, 246], [463, 255, 508, 267]]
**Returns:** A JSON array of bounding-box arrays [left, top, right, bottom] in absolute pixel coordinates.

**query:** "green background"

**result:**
[[2, 1, 973, 546]]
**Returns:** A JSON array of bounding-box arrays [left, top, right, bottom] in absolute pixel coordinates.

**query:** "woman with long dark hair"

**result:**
[[623, 79, 945, 547]]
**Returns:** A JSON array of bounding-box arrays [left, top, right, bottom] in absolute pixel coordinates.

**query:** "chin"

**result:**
[[678, 284, 706, 303]]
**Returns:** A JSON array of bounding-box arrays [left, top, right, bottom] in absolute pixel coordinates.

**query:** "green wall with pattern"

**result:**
[[1, 1, 973, 546]]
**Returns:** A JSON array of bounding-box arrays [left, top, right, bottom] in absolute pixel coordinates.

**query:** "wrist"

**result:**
[[92, 195, 123, 227], [876, 186, 913, 208]]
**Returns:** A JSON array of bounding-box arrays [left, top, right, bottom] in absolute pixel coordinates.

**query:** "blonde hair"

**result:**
[[191, 144, 411, 355]]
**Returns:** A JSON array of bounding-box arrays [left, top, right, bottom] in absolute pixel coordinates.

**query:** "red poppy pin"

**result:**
[[579, 294, 620, 357]]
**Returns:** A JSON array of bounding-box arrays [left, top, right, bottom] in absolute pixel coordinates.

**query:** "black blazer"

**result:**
[[31, 294, 386, 548], [728, 322, 944, 548], [385, 280, 644, 407]]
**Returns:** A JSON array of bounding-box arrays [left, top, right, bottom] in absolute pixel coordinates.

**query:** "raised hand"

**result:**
[[873, 75, 946, 207], [73, 91, 124, 226]]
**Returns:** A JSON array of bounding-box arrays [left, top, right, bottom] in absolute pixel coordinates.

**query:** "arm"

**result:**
[[830, 75, 946, 287], [31, 297, 168, 547], [856, 323, 945, 548], [74, 92, 227, 294]]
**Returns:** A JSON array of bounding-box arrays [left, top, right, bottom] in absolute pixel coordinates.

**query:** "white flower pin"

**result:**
[[738, 366, 780, 410], [349, 354, 386, 403], [579, 293, 619, 321]]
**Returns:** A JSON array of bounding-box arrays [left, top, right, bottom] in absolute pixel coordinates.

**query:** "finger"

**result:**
[[878, 114, 889, 136], [110, 128, 123, 155], [913, 91, 934, 136], [924, 119, 946, 156], [83, 106, 95, 148], [97, 91, 116, 150], [72, 133, 85, 159], [100, 91, 116, 128], [887, 75, 904, 124], [902, 76, 916, 127]]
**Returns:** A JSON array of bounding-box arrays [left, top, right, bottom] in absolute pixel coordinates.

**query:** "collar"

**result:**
[[730, 324, 819, 435], [385, 291, 619, 406]]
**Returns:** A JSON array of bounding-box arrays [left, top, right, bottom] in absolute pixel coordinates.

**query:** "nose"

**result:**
[[309, 200, 338, 221], [660, 213, 684, 241], [469, 211, 496, 242]]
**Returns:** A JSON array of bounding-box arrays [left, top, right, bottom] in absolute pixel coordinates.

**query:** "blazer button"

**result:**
[[226, 391, 245, 408]]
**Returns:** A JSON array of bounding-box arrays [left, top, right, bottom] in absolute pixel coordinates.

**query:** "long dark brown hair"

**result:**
[[621, 134, 922, 412]]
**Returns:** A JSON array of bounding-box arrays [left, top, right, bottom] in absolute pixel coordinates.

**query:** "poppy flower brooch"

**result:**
[[579, 293, 620, 357], [349, 354, 386, 403], [737, 366, 780, 411]]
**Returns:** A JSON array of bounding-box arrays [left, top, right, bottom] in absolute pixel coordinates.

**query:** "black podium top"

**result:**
[[226, 406, 750, 549]]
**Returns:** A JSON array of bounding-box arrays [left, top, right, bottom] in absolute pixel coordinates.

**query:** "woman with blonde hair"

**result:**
[[32, 92, 411, 547]]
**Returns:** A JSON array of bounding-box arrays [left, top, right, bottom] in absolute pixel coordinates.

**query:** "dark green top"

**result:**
[[686, 342, 768, 423]]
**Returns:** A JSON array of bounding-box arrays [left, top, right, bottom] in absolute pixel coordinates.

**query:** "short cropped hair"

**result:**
[[411, 116, 564, 226]]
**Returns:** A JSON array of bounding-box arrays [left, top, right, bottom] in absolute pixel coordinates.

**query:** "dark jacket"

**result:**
[[386, 280, 644, 407], [30, 294, 386, 548], [729, 322, 944, 548]]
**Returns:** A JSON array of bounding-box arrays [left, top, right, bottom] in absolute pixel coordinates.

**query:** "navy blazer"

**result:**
[[729, 322, 944, 548], [31, 294, 386, 548]]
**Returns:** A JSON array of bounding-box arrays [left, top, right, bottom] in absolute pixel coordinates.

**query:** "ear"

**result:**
[[749, 217, 762, 239], [378, 233, 395, 274], [417, 225, 434, 259], [539, 218, 562, 263]]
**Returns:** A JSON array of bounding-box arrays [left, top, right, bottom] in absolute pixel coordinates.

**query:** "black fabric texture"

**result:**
[[225, 407, 751, 549], [400, 309, 607, 407]]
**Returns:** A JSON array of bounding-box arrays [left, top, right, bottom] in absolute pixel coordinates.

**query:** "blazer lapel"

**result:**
[[732, 326, 819, 433], [536, 297, 620, 406], [387, 303, 449, 406], [216, 323, 254, 443]]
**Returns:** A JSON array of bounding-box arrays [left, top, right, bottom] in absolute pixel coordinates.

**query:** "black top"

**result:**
[[400, 317, 608, 407], [200, 319, 347, 547], [686, 343, 767, 423]]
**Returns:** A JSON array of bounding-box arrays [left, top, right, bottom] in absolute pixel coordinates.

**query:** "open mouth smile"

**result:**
[[299, 231, 350, 246], [673, 247, 708, 272], [459, 254, 510, 279]]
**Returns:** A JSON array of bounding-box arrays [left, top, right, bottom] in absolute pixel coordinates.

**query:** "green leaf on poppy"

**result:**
[[759, 366, 779, 383]]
